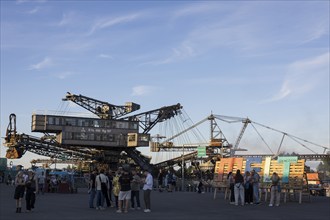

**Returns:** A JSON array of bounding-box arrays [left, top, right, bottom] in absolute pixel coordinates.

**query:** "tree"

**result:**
[[317, 158, 330, 181]]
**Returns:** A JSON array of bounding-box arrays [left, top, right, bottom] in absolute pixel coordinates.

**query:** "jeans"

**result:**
[[89, 188, 96, 208], [270, 186, 280, 206], [96, 190, 104, 208], [131, 190, 141, 208], [229, 183, 235, 202], [143, 189, 151, 210], [234, 183, 245, 205], [26, 187, 36, 211], [253, 183, 260, 203]]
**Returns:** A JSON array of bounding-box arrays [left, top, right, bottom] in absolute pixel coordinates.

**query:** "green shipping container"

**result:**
[[0, 158, 7, 170]]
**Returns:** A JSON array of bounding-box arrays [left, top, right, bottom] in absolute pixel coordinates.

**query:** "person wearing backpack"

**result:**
[[95, 169, 108, 210]]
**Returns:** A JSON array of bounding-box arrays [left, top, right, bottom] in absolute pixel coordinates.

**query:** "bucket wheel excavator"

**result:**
[[3, 92, 182, 172]]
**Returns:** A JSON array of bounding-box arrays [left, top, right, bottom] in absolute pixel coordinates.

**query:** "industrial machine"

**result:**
[[4, 92, 182, 171]]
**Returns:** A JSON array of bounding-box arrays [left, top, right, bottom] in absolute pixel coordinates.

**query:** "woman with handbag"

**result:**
[[269, 172, 281, 207]]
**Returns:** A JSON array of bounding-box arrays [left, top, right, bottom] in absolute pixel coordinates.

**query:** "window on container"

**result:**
[[48, 117, 54, 125], [66, 132, 73, 140], [55, 118, 60, 125], [104, 121, 111, 128], [89, 133, 94, 141]]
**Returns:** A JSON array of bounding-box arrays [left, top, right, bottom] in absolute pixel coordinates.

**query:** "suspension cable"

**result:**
[[252, 121, 328, 151], [250, 123, 274, 154], [286, 135, 318, 154]]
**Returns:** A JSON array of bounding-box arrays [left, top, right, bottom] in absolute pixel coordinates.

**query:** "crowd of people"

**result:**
[[157, 168, 178, 192], [227, 169, 281, 207], [88, 167, 153, 213], [9, 166, 285, 214]]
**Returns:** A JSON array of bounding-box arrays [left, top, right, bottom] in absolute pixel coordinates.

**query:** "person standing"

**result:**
[[7, 173, 13, 186], [227, 172, 235, 204], [167, 170, 174, 192], [14, 171, 25, 213], [157, 169, 164, 192], [88, 170, 97, 208], [234, 169, 244, 206], [131, 169, 141, 210], [244, 171, 253, 204], [107, 170, 114, 207], [38, 171, 45, 195], [25, 169, 38, 212], [251, 169, 260, 204], [102, 174, 111, 208], [269, 172, 281, 207], [112, 170, 121, 210], [117, 168, 132, 213], [143, 170, 153, 213], [95, 169, 108, 210]]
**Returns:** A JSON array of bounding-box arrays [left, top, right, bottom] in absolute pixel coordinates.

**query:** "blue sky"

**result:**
[[1, 0, 329, 168]]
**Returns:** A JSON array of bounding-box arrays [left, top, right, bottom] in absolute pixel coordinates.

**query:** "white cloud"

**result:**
[[29, 57, 53, 70], [264, 52, 329, 103], [53, 71, 74, 80], [27, 7, 40, 14], [16, 0, 46, 4], [58, 12, 75, 26], [141, 42, 195, 65], [172, 3, 227, 19], [88, 13, 141, 35], [99, 54, 113, 59], [131, 85, 154, 96], [302, 23, 329, 44]]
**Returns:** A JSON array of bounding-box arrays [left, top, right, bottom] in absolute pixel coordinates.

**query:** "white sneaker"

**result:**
[[275, 204, 280, 207], [144, 209, 151, 213], [116, 210, 122, 213], [269, 204, 273, 207], [95, 207, 100, 210]]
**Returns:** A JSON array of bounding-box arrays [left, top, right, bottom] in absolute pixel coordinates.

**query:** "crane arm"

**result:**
[[62, 92, 140, 119], [231, 118, 250, 155], [121, 103, 183, 134]]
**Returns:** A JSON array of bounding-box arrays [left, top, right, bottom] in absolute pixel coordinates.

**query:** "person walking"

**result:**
[[25, 169, 38, 212], [269, 172, 281, 207], [234, 169, 245, 206], [14, 171, 25, 213], [143, 170, 153, 213], [131, 169, 141, 210]]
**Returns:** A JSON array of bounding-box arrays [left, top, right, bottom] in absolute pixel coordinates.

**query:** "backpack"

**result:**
[[99, 176, 108, 192]]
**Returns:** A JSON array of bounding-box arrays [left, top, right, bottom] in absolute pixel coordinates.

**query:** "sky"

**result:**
[[1, 0, 329, 168]]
